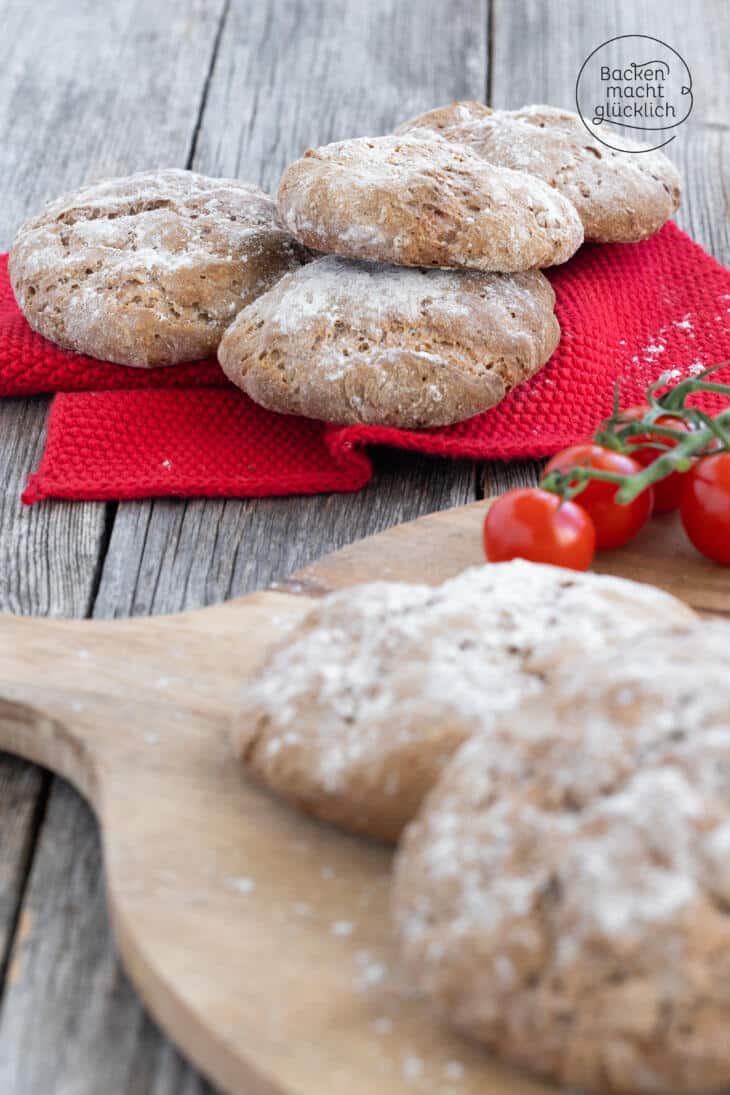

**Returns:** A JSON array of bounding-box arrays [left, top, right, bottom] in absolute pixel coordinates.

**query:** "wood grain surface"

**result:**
[[0, 0, 727, 1091]]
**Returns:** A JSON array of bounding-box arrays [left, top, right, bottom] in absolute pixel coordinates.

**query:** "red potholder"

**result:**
[[2, 225, 729, 504]]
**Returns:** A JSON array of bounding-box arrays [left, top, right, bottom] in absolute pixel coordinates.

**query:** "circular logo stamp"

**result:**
[[576, 34, 693, 152]]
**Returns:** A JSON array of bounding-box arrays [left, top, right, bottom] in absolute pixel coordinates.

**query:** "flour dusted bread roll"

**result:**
[[396, 100, 497, 137], [396, 102, 681, 243], [9, 169, 307, 367], [393, 620, 730, 1093], [236, 561, 694, 842], [218, 255, 560, 428], [277, 133, 583, 271]]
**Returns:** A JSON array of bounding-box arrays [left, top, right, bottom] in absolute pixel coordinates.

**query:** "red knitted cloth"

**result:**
[[1, 223, 728, 504]]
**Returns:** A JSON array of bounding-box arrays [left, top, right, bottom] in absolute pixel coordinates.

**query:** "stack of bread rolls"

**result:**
[[9, 104, 680, 430], [236, 559, 730, 1095]]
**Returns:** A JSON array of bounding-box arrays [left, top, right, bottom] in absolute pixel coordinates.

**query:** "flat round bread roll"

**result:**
[[218, 256, 560, 428], [396, 100, 496, 136], [236, 560, 695, 842], [276, 133, 583, 271], [395, 102, 682, 243], [393, 621, 730, 1094], [9, 169, 307, 367]]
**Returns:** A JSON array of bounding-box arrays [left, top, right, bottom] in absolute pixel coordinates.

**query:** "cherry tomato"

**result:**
[[679, 453, 730, 565], [612, 405, 693, 513], [543, 443, 653, 550], [484, 488, 596, 571]]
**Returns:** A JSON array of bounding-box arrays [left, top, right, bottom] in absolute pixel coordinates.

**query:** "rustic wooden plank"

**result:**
[[193, 0, 488, 190], [1, 2, 488, 1090], [479, 459, 543, 497], [97, 0, 488, 614], [483, 0, 730, 498], [0, 780, 214, 1095], [0, 400, 109, 617], [672, 127, 730, 266], [488, 0, 730, 118], [0, 0, 230, 596], [0, 0, 232, 614], [0, 0, 227, 248], [0, 0, 229, 1089], [0, 759, 48, 981], [0, 396, 108, 1092], [95, 452, 479, 617]]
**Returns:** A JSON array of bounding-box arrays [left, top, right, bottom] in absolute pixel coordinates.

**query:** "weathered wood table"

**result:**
[[0, 1, 727, 1090]]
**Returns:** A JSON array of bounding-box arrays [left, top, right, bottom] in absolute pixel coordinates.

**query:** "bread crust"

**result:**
[[277, 133, 583, 271], [396, 102, 682, 243], [9, 169, 307, 367], [393, 621, 730, 1093], [236, 561, 694, 843], [218, 256, 561, 429]]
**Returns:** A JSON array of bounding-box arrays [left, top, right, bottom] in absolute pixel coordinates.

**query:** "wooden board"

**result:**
[[0, 500, 728, 1095]]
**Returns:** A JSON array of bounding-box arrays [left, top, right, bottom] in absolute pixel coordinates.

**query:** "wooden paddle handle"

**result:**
[[0, 592, 318, 809], [0, 690, 98, 801]]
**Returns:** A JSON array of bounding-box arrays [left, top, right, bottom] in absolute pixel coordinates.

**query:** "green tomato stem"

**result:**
[[659, 363, 730, 411], [541, 366, 730, 508], [615, 412, 730, 503], [541, 466, 628, 501], [692, 409, 730, 450]]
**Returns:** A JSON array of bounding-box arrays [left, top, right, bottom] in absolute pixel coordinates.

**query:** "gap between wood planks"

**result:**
[[186, 0, 233, 171], [0, 770, 51, 1010], [82, 0, 233, 619], [78, 0, 233, 621]]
